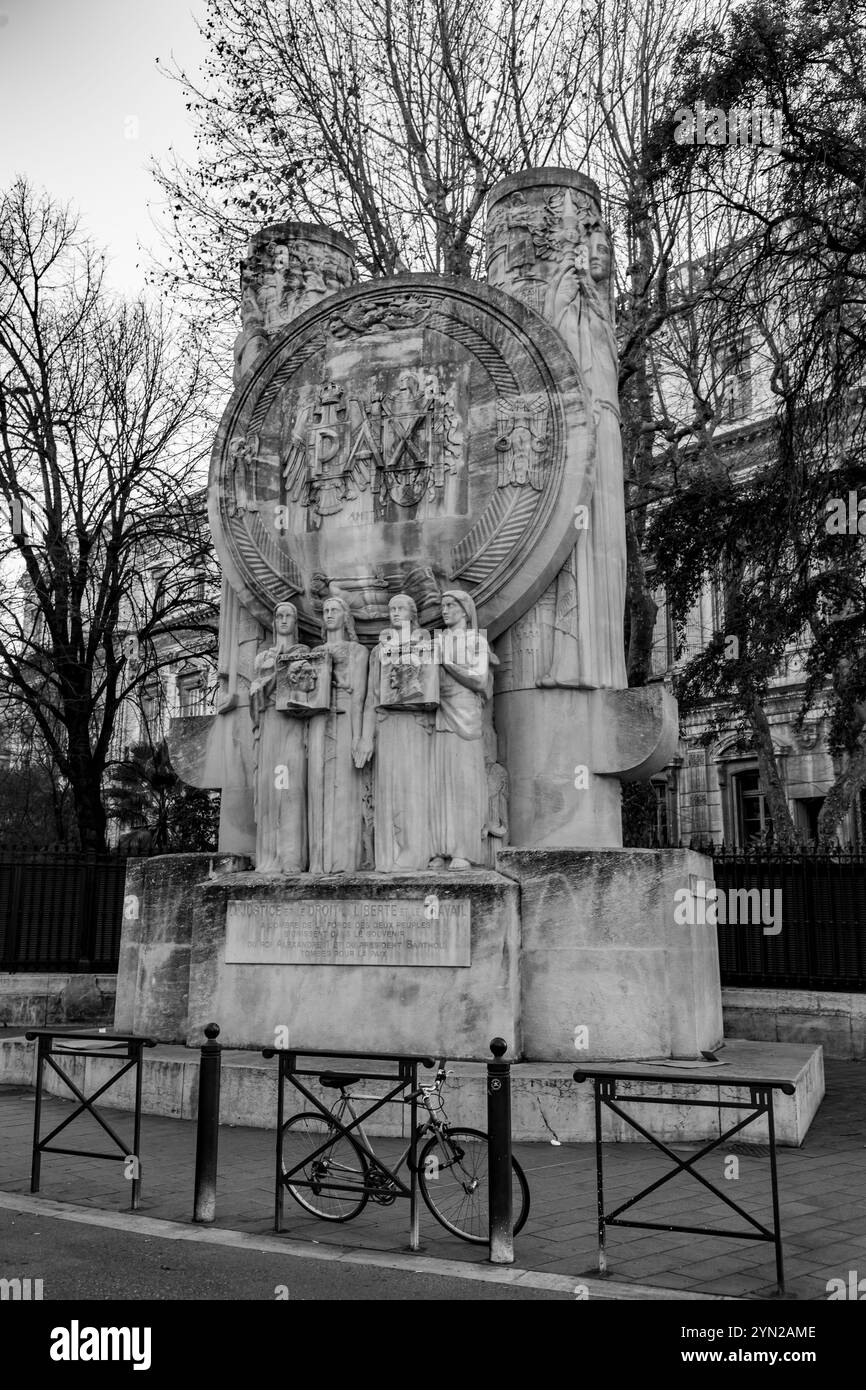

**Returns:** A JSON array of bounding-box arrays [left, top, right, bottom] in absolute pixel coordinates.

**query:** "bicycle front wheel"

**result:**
[[418, 1127, 530, 1244], [280, 1112, 369, 1222]]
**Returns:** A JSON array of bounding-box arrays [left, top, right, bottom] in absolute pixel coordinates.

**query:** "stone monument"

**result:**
[[134, 173, 716, 1070]]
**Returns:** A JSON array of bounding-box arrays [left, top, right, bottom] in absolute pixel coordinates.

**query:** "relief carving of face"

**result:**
[[388, 594, 414, 627], [322, 597, 346, 633], [274, 603, 298, 639], [587, 229, 611, 283], [440, 594, 466, 630]]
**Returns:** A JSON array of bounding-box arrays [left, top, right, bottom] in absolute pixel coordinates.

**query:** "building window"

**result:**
[[794, 796, 824, 843], [733, 769, 773, 845], [177, 672, 205, 717], [140, 686, 158, 727], [716, 337, 752, 423], [650, 778, 670, 846], [148, 562, 170, 602]]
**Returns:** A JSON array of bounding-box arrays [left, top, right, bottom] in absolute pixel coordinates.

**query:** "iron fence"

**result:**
[[703, 845, 866, 992], [0, 846, 135, 972]]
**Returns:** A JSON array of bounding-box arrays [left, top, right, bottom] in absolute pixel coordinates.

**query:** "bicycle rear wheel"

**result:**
[[418, 1126, 530, 1244], [280, 1112, 369, 1222]]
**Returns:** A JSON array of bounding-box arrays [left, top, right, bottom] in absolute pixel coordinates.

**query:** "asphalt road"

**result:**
[[0, 1208, 571, 1301]]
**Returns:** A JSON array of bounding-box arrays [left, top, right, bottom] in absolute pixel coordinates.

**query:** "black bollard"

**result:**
[[487, 1036, 513, 1264], [193, 1023, 222, 1223]]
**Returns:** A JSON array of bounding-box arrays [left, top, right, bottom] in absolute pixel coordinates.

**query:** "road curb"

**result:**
[[0, 1190, 735, 1300]]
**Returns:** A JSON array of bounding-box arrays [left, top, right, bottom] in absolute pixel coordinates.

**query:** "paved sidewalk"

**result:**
[[1, 1061, 864, 1300]]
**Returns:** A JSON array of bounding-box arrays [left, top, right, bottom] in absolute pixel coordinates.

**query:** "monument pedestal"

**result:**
[[108, 848, 823, 1143], [118, 848, 721, 1066], [187, 870, 521, 1057]]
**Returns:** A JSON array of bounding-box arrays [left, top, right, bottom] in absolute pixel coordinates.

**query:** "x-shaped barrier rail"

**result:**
[[261, 1047, 435, 1248], [573, 1066, 796, 1294], [25, 1028, 156, 1209]]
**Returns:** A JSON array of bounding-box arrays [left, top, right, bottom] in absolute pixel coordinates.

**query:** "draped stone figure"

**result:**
[[249, 602, 311, 872], [429, 590, 491, 870], [358, 594, 435, 872], [306, 595, 369, 874], [542, 223, 628, 689]]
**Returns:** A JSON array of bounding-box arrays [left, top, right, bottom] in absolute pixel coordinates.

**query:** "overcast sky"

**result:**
[[0, 0, 207, 295]]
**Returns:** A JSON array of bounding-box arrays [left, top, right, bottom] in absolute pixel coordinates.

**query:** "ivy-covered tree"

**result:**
[[647, 0, 866, 846]]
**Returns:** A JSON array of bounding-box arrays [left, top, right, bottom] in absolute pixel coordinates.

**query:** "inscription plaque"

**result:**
[[225, 898, 471, 966]]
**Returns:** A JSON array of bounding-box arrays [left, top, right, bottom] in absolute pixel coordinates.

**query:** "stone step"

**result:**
[[0, 1036, 823, 1146]]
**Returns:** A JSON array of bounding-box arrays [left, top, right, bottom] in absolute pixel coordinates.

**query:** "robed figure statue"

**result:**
[[249, 601, 311, 872], [358, 593, 435, 871], [306, 594, 369, 873], [429, 589, 491, 869]]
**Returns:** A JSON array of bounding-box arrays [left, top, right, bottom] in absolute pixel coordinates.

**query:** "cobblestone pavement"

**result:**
[[1, 1060, 863, 1300]]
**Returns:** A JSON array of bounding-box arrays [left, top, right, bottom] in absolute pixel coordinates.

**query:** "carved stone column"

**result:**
[[485, 169, 674, 847], [169, 223, 357, 856], [486, 168, 627, 691], [233, 223, 357, 385]]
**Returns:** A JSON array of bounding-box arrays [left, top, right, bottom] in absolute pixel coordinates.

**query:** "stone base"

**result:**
[[0, 1037, 823, 1147], [724, 987, 866, 1061], [187, 870, 521, 1058], [114, 853, 249, 1043], [117, 849, 724, 1068], [497, 847, 723, 1061]]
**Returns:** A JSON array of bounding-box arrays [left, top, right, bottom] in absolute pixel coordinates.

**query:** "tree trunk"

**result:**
[[625, 508, 659, 687], [67, 742, 108, 852], [744, 693, 797, 848], [816, 743, 866, 848]]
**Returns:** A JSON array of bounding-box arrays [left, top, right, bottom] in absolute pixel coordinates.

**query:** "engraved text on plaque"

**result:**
[[225, 898, 471, 966]]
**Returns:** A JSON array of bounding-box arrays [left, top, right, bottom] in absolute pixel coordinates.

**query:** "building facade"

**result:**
[[646, 322, 863, 850]]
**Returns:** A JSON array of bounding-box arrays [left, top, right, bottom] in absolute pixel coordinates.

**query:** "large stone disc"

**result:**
[[210, 273, 592, 641]]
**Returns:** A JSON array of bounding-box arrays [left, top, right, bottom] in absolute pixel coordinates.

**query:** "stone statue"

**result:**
[[543, 221, 628, 689], [429, 590, 490, 870], [358, 594, 435, 872], [306, 594, 369, 873], [232, 283, 269, 387], [249, 602, 311, 872], [482, 702, 509, 868]]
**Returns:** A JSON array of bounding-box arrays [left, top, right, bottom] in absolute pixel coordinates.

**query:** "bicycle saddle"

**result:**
[[319, 1072, 360, 1088]]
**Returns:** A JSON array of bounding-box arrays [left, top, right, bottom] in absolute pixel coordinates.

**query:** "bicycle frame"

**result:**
[[323, 1082, 446, 1191], [267, 1048, 436, 1247]]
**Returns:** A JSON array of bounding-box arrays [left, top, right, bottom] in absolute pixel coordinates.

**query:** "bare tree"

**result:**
[[154, 0, 729, 668], [0, 180, 217, 850], [153, 0, 594, 327]]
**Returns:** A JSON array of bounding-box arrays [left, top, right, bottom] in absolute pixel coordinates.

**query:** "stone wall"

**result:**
[[0, 973, 116, 1027]]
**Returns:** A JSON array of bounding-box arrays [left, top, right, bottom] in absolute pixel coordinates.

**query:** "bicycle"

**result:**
[[279, 1059, 530, 1244]]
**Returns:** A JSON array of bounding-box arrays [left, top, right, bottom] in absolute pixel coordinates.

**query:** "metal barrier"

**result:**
[[25, 1027, 156, 1209], [0, 847, 132, 971], [261, 1046, 434, 1249], [573, 1064, 796, 1294], [193, 1023, 222, 1223], [711, 845, 866, 991], [487, 1037, 513, 1264]]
